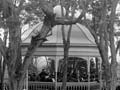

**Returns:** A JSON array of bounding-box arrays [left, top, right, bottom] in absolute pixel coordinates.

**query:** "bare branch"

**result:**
[[60, 2, 66, 44], [84, 21, 99, 44], [39, 0, 54, 17], [114, 32, 120, 36], [116, 40, 120, 53], [67, 4, 75, 43], [109, 0, 119, 27], [18, 0, 25, 12], [0, 38, 7, 57]]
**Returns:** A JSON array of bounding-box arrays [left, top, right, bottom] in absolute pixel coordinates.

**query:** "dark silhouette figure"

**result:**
[[116, 86, 120, 90], [39, 69, 48, 82], [29, 73, 36, 81]]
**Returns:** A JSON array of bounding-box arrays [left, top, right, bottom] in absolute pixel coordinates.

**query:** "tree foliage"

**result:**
[[0, 0, 120, 90], [79, 0, 119, 90]]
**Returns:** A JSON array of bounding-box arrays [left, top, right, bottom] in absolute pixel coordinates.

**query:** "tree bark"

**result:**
[[6, 15, 53, 90], [109, 25, 117, 90], [0, 53, 5, 90], [97, 41, 117, 90], [6, 16, 23, 90], [8, 71, 25, 90], [0, 59, 6, 90], [61, 43, 69, 90], [61, 24, 72, 90], [97, 43, 111, 90]]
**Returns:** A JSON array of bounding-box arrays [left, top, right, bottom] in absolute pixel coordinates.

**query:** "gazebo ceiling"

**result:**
[[21, 22, 100, 56]]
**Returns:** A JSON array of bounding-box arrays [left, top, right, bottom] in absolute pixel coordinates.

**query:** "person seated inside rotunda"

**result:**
[[28, 56, 100, 83]]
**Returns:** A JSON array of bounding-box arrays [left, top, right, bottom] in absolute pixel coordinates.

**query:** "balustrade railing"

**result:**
[[29, 82, 55, 90], [28, 82, 100, 90]]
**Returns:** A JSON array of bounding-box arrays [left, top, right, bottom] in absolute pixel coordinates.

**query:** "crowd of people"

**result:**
[[28, 69, 99, 82], [28, 69, 55, 82]]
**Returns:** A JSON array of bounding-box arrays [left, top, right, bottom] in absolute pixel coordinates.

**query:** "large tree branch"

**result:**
[[18, 0, 25, 12], [39, 0, 85, 26], [109, 0, 119, 65], [39, 0, 54, 17], [77, 0, 99, 44], [20, 19, 52, 79], [116, 40, 120, 53], [54, 11, 85, 25], [84, 20, 99, 44]]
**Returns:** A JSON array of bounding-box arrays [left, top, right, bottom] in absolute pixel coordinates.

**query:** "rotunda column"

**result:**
[[87, 57, 90, 90]]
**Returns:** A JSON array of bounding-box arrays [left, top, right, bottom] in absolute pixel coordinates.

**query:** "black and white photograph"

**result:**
[[0, 0, 120, 90]]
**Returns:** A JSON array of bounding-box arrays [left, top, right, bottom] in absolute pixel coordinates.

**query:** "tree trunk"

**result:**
[[61, 24, 72, 90], [0, 53, 5, 90], [5, 13, 53, 90], [0, 60, 6, 90], [109, 28, 117, 90], [8, 70, 26, 90], [98, 43, 117, 90], [61, 44, 69, 90], [97, 44, 111, 90], [104, 65, 111, 90], [103, 64, 117, 90], [6, 16, 23, 90], [110, 63, 117, 90]]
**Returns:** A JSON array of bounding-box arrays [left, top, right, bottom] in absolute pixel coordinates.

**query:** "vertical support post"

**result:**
[[26, 70, 28, 90], [99, 58, 102, 90], [23, 56, 28, 90], [55, 57, 59, 90], [87, 57, 90, 90], [55, 24, 60, 90], [23, 70, 28, 90]]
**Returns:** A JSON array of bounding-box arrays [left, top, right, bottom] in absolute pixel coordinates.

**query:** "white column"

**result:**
[[26, 70, 28, 90], [87, 57, 90, 90], [23, 70, 28, 90], [99, 58, 102, 90], [55, 56, 60, 90]]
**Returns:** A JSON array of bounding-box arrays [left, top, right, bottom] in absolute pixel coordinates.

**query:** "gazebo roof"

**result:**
[[22, 22, 95, 45], [21, 22, 100, 57]]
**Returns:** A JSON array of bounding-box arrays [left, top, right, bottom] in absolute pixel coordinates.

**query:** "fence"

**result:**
[[28, 82, 100, 90]]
